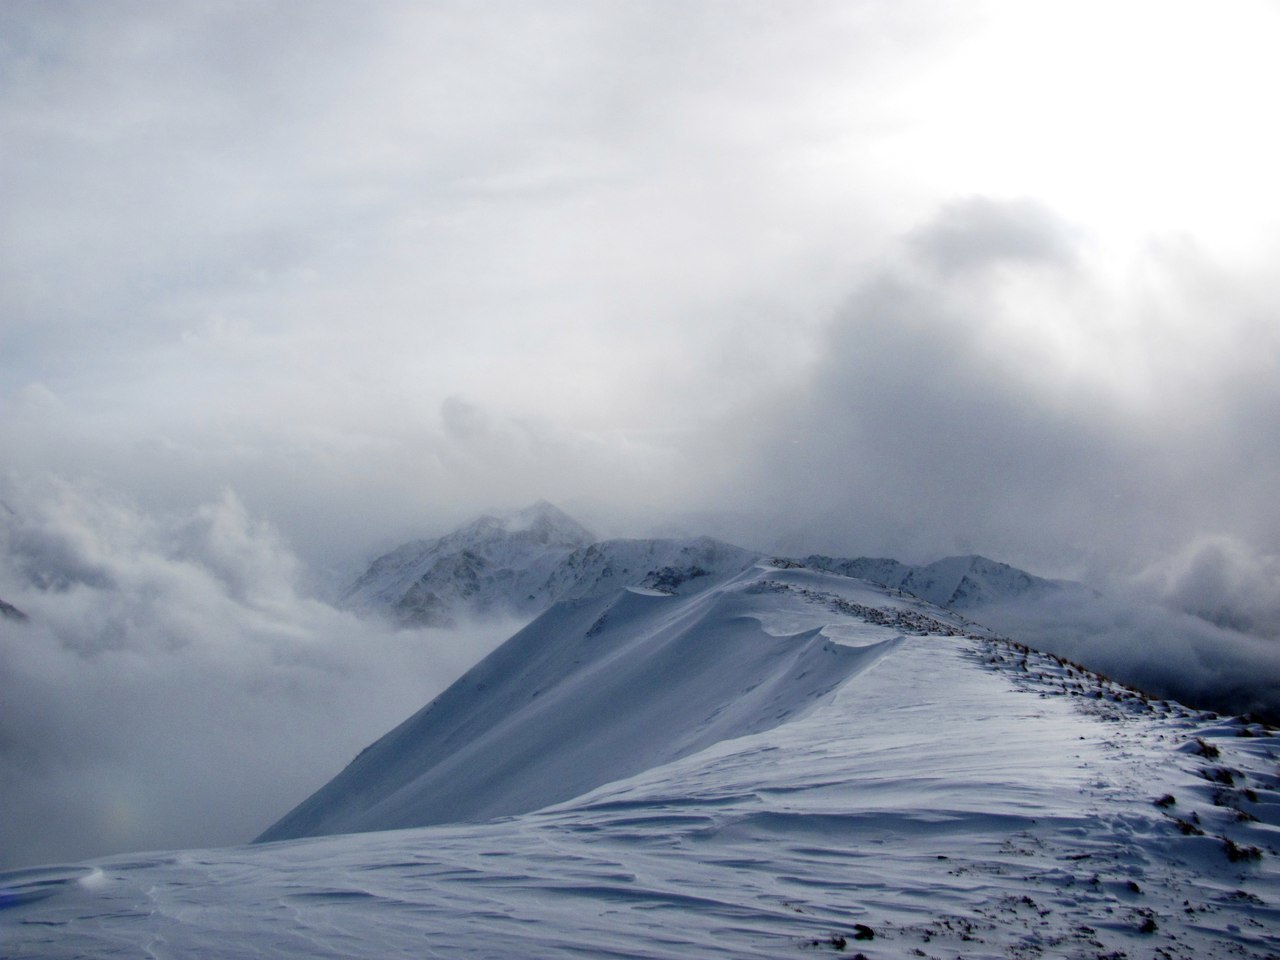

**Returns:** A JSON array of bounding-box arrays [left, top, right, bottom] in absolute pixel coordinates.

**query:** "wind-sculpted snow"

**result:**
[[5, 599, 1277, 959], [258, 565, 893, 843]]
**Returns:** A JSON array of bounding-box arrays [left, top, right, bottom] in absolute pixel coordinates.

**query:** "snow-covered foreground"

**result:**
[[3, 567, 1278, 959]]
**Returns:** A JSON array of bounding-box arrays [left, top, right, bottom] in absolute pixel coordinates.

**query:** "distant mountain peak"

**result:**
[[340, 505, 763, 628], [505, 500, 595, 541], [447, 501, 593, 544], [0, 596, 28, 622], [796, 553, 1084, 610], [342, 505, 1093, 630], [341, 502, 600, 626]]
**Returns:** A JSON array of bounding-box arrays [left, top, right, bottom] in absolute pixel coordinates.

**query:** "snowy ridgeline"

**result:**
[[3, 562, 1278, 959], [337, 503, 1280, 723], [257, 566, 919, 843], [339, 501, 761, 627], [337, 500, 1085, 629]]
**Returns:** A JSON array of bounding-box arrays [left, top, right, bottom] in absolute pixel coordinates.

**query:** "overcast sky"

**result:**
[[3, 0, 1280, 866], [4, 0, 1279, 576]]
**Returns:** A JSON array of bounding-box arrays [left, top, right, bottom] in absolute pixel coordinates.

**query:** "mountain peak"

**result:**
[[341, 502, 599, 625], [0, 596, 28, 621], [506, 500, 595, 542], [451, 501, 593, 545]]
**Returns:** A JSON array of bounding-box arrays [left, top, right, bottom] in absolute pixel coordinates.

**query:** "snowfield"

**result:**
[[3, 564, 1278, 958], [258, 565, 896, 843]]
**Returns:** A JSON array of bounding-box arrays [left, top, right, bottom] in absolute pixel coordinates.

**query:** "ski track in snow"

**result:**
[[3, 567, 1278, 959]]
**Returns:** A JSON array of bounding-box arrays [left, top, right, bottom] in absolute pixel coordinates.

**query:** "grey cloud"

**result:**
[[910, 196, 1078, 273], [976, 591, 1280, 722], [0, 2, 957, 576], [695, 197, 1280, 589], [693, 201, 1120, 567], [441, 396, 491, 443], [1137, 537, 1280, 638]]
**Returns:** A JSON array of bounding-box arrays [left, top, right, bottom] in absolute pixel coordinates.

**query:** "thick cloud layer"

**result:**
[[0, 478, 515, 868], [701, 199, 1280, 577]]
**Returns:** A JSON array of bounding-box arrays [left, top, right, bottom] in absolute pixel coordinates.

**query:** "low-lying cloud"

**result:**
[[0, 477, 517, 869], [976, 590, 1280, 723], [1137, 537, 1280, 638]]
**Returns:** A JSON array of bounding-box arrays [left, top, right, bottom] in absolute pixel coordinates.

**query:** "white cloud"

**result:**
[[0, 477, 515, 868]]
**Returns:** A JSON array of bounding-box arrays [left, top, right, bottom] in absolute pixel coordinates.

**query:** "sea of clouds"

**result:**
[[0, 475, 517, 869]]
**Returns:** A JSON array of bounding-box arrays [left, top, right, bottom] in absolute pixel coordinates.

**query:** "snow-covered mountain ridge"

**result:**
[[341, 501, 1085, 628], [795, 552, 1096, 609], [5, 565, 1277, 958], [259, 563, 980, 844], [6, 505, 1276, 957], [340, 502, 1280, 721], [341, 500, 596, 626]]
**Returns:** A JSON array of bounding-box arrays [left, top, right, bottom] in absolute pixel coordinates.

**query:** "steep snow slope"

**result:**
[[259, 563, 899, 843], [4, 577, 1277, 959], [342, 501, 594, 625], [800, 552, 1093, 610]]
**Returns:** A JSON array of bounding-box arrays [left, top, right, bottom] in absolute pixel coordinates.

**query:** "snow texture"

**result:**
[[3, 564, 1277, 958]]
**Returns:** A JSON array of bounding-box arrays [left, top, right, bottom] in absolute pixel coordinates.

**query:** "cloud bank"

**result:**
[[975, 590, 1280, 724], [0, 478, 515, 868]]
